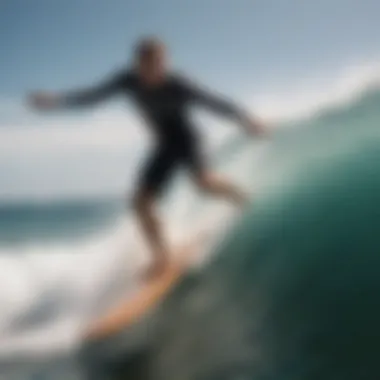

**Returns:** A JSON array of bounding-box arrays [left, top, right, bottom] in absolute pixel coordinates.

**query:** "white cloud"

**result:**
[[0, 107, 148, 155], [0, 105, 152, 200]]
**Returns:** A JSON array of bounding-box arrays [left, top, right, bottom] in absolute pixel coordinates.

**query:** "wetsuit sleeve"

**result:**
[[62, 72, 130, 107], [178, 75, 249, 122]]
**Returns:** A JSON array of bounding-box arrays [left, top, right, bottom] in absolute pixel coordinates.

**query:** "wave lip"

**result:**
[[254, 61, 380, 122]]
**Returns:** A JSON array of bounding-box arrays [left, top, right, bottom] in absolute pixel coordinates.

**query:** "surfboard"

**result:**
[[83, 233, 210, 342], [83, 197, 244, 344]]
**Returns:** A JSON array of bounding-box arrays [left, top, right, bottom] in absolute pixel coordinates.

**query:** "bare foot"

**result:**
[[141, 231, 212, 281], [142, 257, 170, 280]]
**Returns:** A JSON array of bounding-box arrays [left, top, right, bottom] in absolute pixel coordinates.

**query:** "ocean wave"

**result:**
[[1, 61, 380, 377]]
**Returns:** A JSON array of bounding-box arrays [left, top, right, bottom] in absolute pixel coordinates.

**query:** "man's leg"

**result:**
[[134, 191, 170, 279], [134, 145, 177, 279], [194, 171, 248, 208], [183, 136, 248, 208]]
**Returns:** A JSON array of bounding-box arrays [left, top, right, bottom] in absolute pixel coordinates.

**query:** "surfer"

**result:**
[[28, 37, 268, 278]]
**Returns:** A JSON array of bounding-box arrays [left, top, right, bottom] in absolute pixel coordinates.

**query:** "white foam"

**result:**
[[0, 215, 151, 356]]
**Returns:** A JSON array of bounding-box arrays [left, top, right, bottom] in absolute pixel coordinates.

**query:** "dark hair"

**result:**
[[135, 36, 165, 59]]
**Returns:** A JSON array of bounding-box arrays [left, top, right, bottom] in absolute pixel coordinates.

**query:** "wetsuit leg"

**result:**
[[138, 144, 181, 197], [138, 130, 206, 196], [180, 136, 206, 177]]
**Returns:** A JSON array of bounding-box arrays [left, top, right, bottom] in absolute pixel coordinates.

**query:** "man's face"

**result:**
[[137, 45, 167, 83]]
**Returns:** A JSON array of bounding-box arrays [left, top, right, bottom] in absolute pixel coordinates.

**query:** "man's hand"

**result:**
[[27, 92, 63, 111]]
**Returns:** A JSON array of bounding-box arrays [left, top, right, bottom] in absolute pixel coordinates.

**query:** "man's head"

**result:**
[[134, 37, 168, 84]]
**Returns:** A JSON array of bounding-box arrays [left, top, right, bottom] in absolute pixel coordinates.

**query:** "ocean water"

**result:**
[[1, 80, 380, 379]]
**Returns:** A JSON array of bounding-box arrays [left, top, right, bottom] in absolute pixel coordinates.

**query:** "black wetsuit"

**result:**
[[64, 70, 246, 195]]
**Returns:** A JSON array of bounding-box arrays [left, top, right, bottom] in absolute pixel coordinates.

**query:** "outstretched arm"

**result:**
[[181, 76, 268, 136], [28, 72, 125, 111]]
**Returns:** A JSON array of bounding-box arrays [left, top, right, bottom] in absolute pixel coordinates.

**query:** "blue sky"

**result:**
[[1, 0, 380, 200], [2, 0, 380, 96]]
